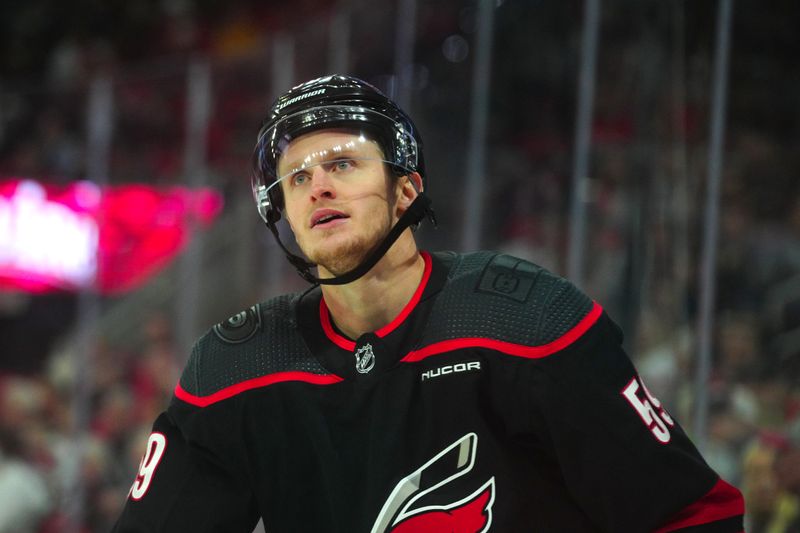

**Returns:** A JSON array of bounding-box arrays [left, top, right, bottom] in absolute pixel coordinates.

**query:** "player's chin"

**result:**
[[311, 235, 377, 275]]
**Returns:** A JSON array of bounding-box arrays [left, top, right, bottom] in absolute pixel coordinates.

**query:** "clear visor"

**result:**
[[277, 132, 385, 184], [252, 106, 419, 222]]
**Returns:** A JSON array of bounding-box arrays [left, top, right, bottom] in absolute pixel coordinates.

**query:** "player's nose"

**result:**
[[310, 167, 336, 200]]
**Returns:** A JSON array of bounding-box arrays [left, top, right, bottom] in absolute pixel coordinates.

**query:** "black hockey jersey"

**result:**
[[113, 251, 745, 532]]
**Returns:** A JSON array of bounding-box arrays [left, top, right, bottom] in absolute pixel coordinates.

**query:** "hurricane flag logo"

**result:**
[[371, 433, 495, 533]]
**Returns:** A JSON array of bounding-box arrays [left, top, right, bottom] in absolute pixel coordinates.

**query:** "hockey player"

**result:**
[[113, 75, 745, 532]]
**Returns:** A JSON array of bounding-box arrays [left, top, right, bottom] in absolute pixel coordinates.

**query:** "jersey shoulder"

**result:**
[[177, 291, 331, 401], [425, 251, 599, 349]]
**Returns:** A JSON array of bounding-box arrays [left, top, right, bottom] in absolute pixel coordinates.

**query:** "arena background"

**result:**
[[0, 1, 798, 531]]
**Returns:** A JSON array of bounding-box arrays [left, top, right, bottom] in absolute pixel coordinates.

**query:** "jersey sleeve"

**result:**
[[112, 410, 259, 532], [528, 311, 744, 532]]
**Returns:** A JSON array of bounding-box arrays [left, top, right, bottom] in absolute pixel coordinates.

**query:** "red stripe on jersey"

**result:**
[[319, 300, 355, 351], [401, 301, 603, 363], [652, 478, 744, 532], [375, 251, 432, 337], [320, 251, 433, 350], [174, 371, 343, 407]]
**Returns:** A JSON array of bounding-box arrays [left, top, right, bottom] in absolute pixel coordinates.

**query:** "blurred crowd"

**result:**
[[0, 315, 178, 531], [0, 0, 346, 193], [1, 1, 799, 531], [488, 79, 800, 533]]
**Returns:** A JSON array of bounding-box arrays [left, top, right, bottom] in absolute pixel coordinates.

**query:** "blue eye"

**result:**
[[291, 173, 308, 186], [323, 159, 356, 173]]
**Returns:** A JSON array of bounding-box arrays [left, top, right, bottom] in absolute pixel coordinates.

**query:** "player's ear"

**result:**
[[395, 172, 422, 211]]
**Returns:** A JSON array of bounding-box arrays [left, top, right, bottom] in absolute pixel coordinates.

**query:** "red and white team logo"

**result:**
[[371, 433, 495, 533]]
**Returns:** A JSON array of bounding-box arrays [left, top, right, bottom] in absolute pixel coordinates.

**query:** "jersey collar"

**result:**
[[318, 251, 433, 351], [296, 251, 452, 381]]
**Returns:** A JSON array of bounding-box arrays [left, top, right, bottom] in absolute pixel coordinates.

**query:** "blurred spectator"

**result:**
[[0, 382, 51, 533], [0, 431, 51, 532], [634, 312, 692, 411], [157, 0, 207, 58], [46, 37, 89, 89], [130, 313, 179, 424], [209, 5, 266, 60], [717, 312, 763, 381], [741, 432, 800, 533], [772, 445, 800, 531], [37, 110, 83, 180]]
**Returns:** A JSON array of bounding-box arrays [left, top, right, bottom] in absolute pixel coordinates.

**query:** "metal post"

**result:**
[[85, 77, 114, 184], [0, 85, 6, 147], [66, 74, 113, 533], [393, 0, 418, 111], [460, 0, 495, 251], [566, 0, 601, 286], [693, 0, 734, 452], [328, 4, 351, 74], [620, 7, 662, 347], [265, 35, 295, 297], [176, 60, 212, 362], [271, 33, 295, 96], [670, 1, 691, 314]]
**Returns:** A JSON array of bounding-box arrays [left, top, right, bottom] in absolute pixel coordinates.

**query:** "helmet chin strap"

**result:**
[[265, 194, 436, 286]]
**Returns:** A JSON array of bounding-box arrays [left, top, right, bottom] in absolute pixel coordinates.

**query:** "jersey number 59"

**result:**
[[621, 377, 675, 444], [129, 432, 167, 501]]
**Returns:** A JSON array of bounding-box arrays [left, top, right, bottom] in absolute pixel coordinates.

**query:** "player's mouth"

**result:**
[[310, 208, 349, 229]]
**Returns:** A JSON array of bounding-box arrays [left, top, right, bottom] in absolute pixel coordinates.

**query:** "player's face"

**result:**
[[278, 130, 401, 275]]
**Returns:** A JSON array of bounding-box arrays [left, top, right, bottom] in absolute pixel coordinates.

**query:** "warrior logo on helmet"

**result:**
[[275, 88, 326, 112], [371, 433, 496, 533]]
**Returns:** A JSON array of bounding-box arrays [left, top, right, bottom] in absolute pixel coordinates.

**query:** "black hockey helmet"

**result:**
[[251, 74, 435, 286], [252, 74, 426, 221]]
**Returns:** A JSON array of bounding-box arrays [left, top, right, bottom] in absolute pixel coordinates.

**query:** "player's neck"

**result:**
[[320, 234, 423, 340]]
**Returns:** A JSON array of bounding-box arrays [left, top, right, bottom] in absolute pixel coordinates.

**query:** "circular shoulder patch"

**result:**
[[213, 304, 262, 344]]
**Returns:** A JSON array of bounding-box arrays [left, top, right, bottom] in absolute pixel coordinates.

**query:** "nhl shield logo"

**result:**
[[355, 343, 376, 374]]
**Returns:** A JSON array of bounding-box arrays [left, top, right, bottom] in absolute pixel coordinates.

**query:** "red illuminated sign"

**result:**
[[0, 179, 223, 294]]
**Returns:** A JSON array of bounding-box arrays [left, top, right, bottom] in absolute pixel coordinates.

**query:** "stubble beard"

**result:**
[[302, 202, 395, 276]]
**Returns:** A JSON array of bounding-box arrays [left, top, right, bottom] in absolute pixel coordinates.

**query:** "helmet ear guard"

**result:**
[[265, 204, 281, 226], [251, 74, 436, 286]]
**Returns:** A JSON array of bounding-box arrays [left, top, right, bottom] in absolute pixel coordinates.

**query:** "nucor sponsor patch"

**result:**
[[421, 361, 481, 381]]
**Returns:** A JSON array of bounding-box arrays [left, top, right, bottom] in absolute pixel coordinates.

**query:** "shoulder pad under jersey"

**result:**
[[177, 292, 332, 401], [422, 251, 597, 349]]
